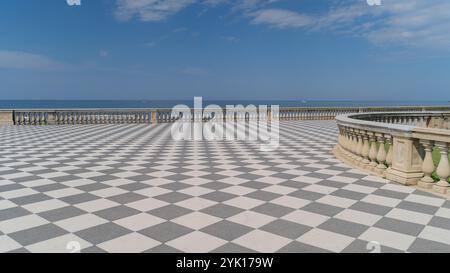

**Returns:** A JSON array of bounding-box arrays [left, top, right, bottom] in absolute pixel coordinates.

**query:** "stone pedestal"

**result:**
[[385, 136, 423, 185], [0, 111, 13, 125]]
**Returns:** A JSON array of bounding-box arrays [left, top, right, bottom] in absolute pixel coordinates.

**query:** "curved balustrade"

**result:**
[[335, 111, 450, 197]]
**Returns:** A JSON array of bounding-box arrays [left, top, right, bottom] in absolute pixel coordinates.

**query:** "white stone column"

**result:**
[[385, 135, 393, 168], [361, 131, 370, 166], [418, 140, 436, 189], [368, 132, 378, 171], [433, 142, 450, 194], [355, 130, 364, 165], [376, 133, 387, 175]]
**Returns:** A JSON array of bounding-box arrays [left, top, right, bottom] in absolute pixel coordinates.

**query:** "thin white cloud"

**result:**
[[248, 0, 450, 50], [114, 0, 276, 22], [115, 0, 196, 22], [250, 9, 313, 28], [0, 50, 65, 70], [114, 0, 450, 50]]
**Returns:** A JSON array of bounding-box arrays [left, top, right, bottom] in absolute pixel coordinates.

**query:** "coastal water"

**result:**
[[0, 100, 448, 109]]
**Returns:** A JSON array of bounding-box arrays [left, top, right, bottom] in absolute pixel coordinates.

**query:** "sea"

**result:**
[[0, 100, 449, 109]]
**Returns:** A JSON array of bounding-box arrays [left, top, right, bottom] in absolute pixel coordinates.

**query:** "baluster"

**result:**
[[368, 132, 378, 171], [375, 133, 387, 175], [355, 130, 364, 164], [418, 140, 436, 189], [350, 130, 358, 160], [433, 142, 450, 194], [361, 131, 370, 167]]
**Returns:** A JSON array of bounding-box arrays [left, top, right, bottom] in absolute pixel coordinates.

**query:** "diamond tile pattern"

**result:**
[[0, 121, 450, 253]]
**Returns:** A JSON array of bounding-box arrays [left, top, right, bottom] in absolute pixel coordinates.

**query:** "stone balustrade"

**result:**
[[1, 105, 449, 126], [335, 111, 450, 197]]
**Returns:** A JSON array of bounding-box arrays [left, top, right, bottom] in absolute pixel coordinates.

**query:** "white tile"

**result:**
[[182, 170, 210, 177], [0, 199, 16, 210], [270, 196, 311, 209], [305, 163, 329, 169], [282, 170, 310, 176], [282, 210, 329, 227], [221, 186, 256, 195], [0, 188, 38, 199], [74, 171, 104, 179], [436, 207, 450, 218], [0, 180, 14, 186], [255, 177, 286, 184], [23, 199, 68, 213], [46, 188, 84, 198], [127, 198, 168, 212], [179, 186, 214, 197], [381, 183, 415, 193], [1, 172, 33, 179], [297, 229, 354, 252], [180, 178, 212, 186], [135, 187, 171, 197], [140, 178, 173, 186], [55, 214, 108, 232], [228, 210, 276, 228], [91, 187, 128, 198], [0, 235, 22, 252], [114, 213, 165, 231], [334, 209, 381, 226], [0, 214, 49, 234], [62, 179, 95, 187], [327, 176, 357, 183], [246, 168, 274, 176], [224, 196, 264, 210], [26, 234, 92, 253], [75, 199, 119, 213], [291, 176, 322, 184], [219, 177, 248, 185], [263, 185, 297, 195], [37, 172, 68, 179], [315, 169, 342, 176], [98, 233, 160, 253], [419, 226, 450, 245], [385, 208, 433, 225], [233, 230, 291, 252], [343, 184, 376, 194], [359, 227, 415, 251], [102, 178, 135, 187], [216, 170, 244, 177], [404, 194, 445, 207], [361, 194, 402, 208], [317, 195, 356, 208], [175, 197, 216, 211], [21, 179, 55, 188], [172, 212, 221, 230], [166, 231, 226, 252], [303, 184, 337, 195]]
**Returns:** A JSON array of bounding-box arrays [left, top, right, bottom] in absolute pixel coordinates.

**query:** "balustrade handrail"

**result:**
[[1, 104, 450, 112], [1, 105, 450, 126]]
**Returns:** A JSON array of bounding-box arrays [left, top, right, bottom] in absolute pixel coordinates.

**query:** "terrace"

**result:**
[[0, 106, 450, 253]]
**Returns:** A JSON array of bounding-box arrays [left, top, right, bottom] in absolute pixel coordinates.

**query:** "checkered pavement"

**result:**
[[1, 121, 450, 253]]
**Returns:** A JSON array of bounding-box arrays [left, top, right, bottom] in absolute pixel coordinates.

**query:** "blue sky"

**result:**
[[0, 0, 449, 100]]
